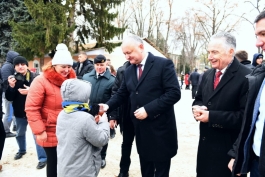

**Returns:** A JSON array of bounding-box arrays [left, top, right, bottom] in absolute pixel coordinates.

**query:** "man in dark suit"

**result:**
[[192, 32, 251, 177], [76, 51, 94, 79], [228, 11, 265, 177], [101, 35, 181, 177], [189, 68, 200, 99]]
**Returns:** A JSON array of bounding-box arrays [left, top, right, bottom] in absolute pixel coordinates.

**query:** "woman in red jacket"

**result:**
[[25, 43, 76, 177], [185, 73, 190, 90]]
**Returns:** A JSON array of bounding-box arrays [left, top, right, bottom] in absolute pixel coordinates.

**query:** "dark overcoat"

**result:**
[[107, 52, 181, 161], [193, 58, 251, 177]]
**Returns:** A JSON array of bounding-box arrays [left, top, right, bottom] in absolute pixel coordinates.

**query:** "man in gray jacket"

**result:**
[[56, 79, 109, 177], [83, 54, 116, 168]]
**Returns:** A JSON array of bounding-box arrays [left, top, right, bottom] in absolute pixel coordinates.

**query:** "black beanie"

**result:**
[[13, 56, 28, 67]]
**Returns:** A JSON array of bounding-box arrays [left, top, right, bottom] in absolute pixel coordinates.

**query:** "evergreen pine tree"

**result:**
[[10, 0, 74, 68], [0, 0, 30, 62], [76, 0, 125, 52]]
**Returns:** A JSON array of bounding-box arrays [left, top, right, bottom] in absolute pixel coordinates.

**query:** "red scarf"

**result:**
[[43, 68, 76, 87]]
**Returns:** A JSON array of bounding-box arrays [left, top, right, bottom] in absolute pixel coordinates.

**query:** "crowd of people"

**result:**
[[0, 10, 265, 177]]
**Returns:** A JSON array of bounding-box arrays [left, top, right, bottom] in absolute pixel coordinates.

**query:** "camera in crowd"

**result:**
[[10, 72, 25, 82]]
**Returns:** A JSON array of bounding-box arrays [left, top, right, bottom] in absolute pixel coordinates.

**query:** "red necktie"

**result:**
[[138, 64, 143, 80], [214, 71, 222, 89]]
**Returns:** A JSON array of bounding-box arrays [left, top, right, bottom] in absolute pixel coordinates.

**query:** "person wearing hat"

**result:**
[[56, 79, 109, 177], [1, 51, 20, 138], [83, 54, 116, 169], [252, 53, 263, 67], [5, 56, 48, 169], [25, 43, 76, 177]]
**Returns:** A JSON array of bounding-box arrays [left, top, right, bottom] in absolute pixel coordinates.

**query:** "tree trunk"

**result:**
[[40, 57, 44, 71]]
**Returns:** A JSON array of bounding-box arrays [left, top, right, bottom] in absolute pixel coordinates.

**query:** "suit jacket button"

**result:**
[[136, 91, 138, 94], [208, 102, 211, 106], [202, 137, 206, 140]]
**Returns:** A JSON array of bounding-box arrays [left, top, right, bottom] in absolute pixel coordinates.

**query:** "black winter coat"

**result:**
[[107, 53, 181, 161], [5, 71, 37, 118], [193, 58, 251, 177], [111, 61, 131, 132], [232, 63, 265, 177], [240, 60, 255, 70], [76, 59, 94, 79], [189, 71, 200, 85], [1, 62, 15, 92]]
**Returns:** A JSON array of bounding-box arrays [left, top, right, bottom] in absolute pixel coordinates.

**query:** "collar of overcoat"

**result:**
[[206, 58, 240, 100], [131, 52, 155, 89]]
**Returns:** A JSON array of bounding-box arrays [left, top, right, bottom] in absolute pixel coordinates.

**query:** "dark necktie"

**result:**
[[138, 64, 143, 80], [214, 71, 222, 89], [78, 63, 83, 74]]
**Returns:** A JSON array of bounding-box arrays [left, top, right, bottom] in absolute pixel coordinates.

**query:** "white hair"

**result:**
[[210, 32, 236, 53], [122, 35, 144, 46]]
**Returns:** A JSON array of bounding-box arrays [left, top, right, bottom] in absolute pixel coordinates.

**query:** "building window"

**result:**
[[33, 60, 40, 74]]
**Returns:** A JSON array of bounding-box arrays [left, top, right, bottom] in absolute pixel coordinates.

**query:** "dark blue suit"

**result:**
[[107, 52, 181, 176]]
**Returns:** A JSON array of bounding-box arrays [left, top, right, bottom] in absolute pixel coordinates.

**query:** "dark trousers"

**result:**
[[250, 157, 260, 177], [139, 156, 171, 177], [44, 147, 57, 177], [0, 121, 6, 160], [119, 117, 135, 174], [192, 85, 198, 98], [101, 143, 108, 160]]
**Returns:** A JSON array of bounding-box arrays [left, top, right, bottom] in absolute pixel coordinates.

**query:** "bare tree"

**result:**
[[171, 11, 205, 71], [243, 0, 265, 52], [164, 0, 173, 54], [128, 0, 150, 37], [115, 0, 134, 39], [193, 0, 244, 44]]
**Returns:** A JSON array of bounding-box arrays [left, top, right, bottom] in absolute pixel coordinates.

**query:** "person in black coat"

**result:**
[[192, 32, 251, 177], [101, 35, 181, 177], [110, 61, 133, 177], [189, 68, 200, 99], [228, 11, 265, 177], [76, 51, 94, 79], [1, 51, 19, 137], [5, 56, 47, 169], [235, 50, 255, 70]]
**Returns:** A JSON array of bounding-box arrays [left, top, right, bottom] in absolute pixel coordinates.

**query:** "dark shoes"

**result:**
[[14, 152, 26, 160], [12, 125, 17, 131], [117, 172, 129, 177], [101, 159, 106, 168], [6, 132, 16, 138], [36, 161, 47, 169]]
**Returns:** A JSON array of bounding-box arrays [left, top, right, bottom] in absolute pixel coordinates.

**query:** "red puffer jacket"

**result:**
[[25, 67, 76, 147]]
